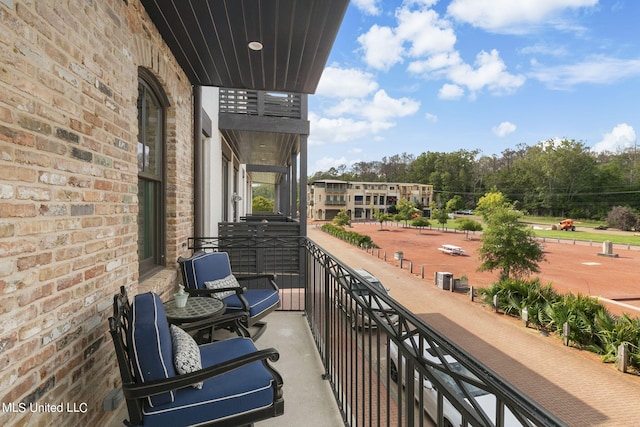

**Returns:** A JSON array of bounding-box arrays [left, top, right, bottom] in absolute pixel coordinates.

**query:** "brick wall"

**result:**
[[0, 1, 194, 425]]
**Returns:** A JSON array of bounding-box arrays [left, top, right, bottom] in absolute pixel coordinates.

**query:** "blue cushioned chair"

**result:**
[[109, 287, 284, 427], [178, 251, 280, 340]]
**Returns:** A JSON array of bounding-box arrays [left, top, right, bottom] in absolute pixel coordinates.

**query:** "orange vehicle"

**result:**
[[559, 219, 576, 231]]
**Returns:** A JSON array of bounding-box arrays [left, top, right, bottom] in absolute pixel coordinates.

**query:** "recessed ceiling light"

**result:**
[[248, 41, 263, 51]]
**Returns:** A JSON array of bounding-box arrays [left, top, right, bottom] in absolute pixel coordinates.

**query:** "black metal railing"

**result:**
[[186, 232, 565, 426], [303, 238, 565, 427]]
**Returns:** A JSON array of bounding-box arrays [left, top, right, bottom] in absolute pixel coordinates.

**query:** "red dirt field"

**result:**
[[340, 221, 640, 317]]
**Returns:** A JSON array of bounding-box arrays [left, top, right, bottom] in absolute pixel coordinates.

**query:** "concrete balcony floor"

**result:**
[[255, 312, 344, 426], [108, 311, 343, 426]]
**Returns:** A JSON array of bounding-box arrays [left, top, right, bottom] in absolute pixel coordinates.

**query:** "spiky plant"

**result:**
[[593, 313, 640, 365]]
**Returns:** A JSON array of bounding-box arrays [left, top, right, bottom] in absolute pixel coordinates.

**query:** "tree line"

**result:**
[[310, 139, 640, 219]]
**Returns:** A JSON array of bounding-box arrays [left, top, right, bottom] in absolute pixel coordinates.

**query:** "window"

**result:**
[[137, 71, 168, 279]]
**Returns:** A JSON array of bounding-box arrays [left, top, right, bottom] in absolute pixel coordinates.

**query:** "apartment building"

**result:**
[[307, 180, 434, 221]]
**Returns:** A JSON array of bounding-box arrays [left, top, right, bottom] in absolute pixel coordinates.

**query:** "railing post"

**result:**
[[322, 253, 331, 379]]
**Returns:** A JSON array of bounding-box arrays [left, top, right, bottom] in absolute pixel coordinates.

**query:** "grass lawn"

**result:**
[[532, 229, 639, 246], [520, 216, 638, 245], [432, 216, 640, 247]]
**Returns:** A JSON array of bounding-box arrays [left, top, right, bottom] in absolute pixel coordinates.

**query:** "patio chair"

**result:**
[[178, 251, 280, 340], [108, 286, 284, 427]]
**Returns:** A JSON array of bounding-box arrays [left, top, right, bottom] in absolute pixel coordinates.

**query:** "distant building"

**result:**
[[307, 180, 434, 221]]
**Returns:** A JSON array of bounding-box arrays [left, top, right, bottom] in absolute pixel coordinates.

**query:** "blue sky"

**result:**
[[307, 0, 640, 173]]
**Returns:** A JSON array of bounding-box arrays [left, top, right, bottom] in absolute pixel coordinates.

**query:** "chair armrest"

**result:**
[[236, 274, 279, 291], [236, 273, 276, 281], [185, 287, 246, 297], [122, 348, 281, 400]]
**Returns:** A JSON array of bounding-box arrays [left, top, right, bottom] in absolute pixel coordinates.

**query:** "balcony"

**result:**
[[219, 89, 304, 119], [131, 230, 565, 427]]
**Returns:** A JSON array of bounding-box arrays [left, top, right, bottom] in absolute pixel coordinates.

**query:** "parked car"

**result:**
[[339, 269, 399, 328], [389, 337, 525, 427]]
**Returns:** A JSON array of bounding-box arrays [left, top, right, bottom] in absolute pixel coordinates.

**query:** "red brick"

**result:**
[[17, 252, 52, 271], [0, 165, 37, 182], [38, 263, 70, 281], [54, 246, 83, 261], [18, 344, 55, 376], [56, 272, 83, 291], [41, 292, 70, 314], [84, 265, 105, 280], [0, 203, 37, 218]]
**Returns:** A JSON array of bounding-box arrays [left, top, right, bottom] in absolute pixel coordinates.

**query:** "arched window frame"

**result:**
[[137, 68, 170, 280]]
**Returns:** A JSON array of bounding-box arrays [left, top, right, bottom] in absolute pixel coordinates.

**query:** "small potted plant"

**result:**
[[393, 250, 404, 260], [174, 284, 189, 308]]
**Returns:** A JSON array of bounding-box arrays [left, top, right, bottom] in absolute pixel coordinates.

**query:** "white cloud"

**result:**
[[519, 44, 569, 57], [438, 83, 464, 100], [308, 113, 395, 146], [359, 3, 456, 71], [324, 89, 419, 121], [362, 90, 420, 121], [395, 7, 456, 57], [447, 0, 598, 33], [529, 56, 640, 90], [309, 114, 374, 144], [324, 98, 360, 117], [359, 3, 525, 97], [592, 123, 637, 153], [316, 67, 379, 98], [425, 112, 438, 122], [352, 0, 381, 16], [408, 51, 462, 75], [492, 121, 517, 137], [447, 49, 525, 95], [312, 156, 349, 173], [357, 25, 404, 71]]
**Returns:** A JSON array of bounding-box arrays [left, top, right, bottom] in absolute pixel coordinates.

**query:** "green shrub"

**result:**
[[479, 279, 640, 370], [478, 278, 559, 325], [544, 293, 609, 347], [593, 313, 640, 368], [320, 223, 378, 248]]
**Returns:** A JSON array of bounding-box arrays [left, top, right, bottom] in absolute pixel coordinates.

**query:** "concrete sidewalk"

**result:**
[[308, 226, 640, 426]]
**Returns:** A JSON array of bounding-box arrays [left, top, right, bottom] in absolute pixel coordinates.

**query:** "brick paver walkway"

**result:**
[[308, 226, 640, 427]]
